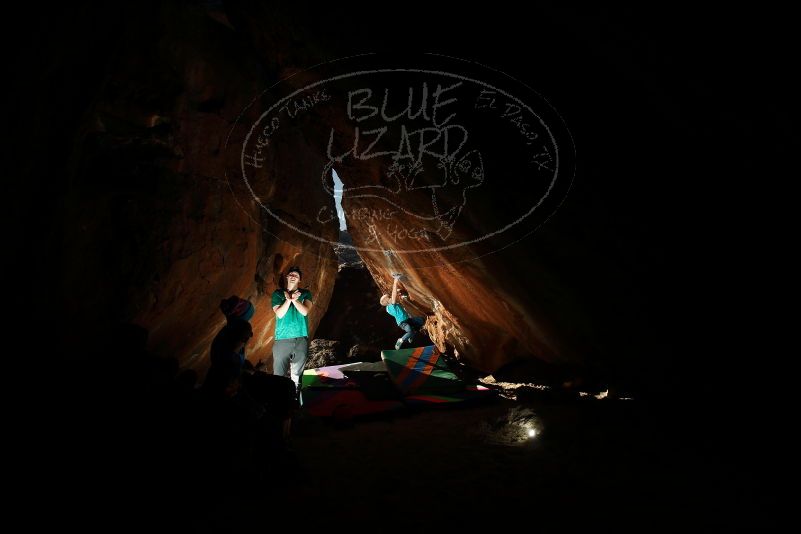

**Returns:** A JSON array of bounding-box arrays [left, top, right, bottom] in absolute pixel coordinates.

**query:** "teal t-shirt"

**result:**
[[272, 288, 313, 339], [386, 303, 409, 326]]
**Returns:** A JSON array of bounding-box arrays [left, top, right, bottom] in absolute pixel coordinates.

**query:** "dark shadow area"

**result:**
[[9, 0, 793, 528], [314, 233, 399, 356]]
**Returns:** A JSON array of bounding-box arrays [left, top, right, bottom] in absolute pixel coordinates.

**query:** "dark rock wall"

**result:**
[[18, 3, 339, 374], [12, 2, 791, 400]]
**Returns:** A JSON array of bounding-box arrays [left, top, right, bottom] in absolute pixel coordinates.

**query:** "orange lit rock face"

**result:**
[[313, 101, 582, 372], [59, 7, 338, 373], [60, 5, 595, 377], [320, 151, 584, 373], [354, 218, 576, 374], [218, 10, 590, 374]]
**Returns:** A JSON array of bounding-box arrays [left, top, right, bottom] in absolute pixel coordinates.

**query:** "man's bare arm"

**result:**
[[273, 292, 292, 318], [291, 290, 313, 316]]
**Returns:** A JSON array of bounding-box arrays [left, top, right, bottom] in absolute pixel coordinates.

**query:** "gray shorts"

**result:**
[[272, 336, 308, 387]]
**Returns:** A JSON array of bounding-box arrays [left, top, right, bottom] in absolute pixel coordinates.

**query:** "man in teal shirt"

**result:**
[[271, 266, 313, 388]]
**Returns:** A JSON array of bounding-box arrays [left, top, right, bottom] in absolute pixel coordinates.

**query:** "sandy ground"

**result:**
[[166, 386, 777, 532], [280, 393, 765, 529]]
